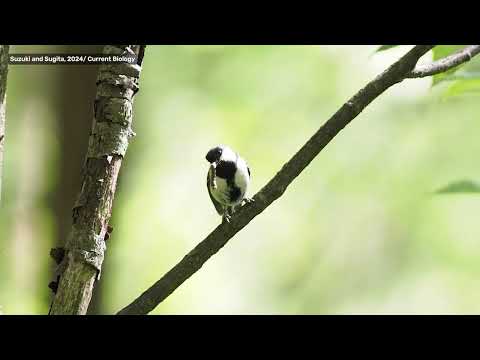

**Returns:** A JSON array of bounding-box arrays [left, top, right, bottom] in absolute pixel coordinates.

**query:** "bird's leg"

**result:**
[[222, 212, 231, 223], [222, 206, 233, 224], [241, 197, 255, 206]]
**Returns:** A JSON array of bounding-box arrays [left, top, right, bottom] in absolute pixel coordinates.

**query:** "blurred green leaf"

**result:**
[[432, 46, 466, 85], [440, 55, 480, 99], [432, 46, 480, 98], [442, 78, 480, 99], [436, 180, 480, 194], [375, 45, 399, 52], [442, 72, 480, 81]]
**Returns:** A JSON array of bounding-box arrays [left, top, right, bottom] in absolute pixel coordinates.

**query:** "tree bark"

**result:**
[[407, 45, 480, 78], [0, 45, 9, 203], [49, 45, 146, 315], [50, 45, 106, 314]]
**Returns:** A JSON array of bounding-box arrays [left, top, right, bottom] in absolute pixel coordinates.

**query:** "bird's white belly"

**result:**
[[211, 168, 249, 206]]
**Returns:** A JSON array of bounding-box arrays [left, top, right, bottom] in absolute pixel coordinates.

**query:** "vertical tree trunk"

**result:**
[[49, 45, 145, 315], [51, 45, 105, 314], [0, 45, 10, 203], [54, 46, 101, 250]]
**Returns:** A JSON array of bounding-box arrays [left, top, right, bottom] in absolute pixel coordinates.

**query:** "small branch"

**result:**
[[49, 45, 146, 315], [407, 45, 480, 78], [117, 45, 435, 315], [0, 45, 9, 204]]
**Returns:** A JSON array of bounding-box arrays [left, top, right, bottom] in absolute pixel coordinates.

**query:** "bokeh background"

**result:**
[[1, 45, 479, 314]]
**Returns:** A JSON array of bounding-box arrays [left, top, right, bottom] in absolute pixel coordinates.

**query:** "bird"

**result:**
[[205, 145, 253, 223]]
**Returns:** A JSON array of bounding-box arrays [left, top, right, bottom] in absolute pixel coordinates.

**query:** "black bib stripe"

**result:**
[[215, 160, 237, 180]]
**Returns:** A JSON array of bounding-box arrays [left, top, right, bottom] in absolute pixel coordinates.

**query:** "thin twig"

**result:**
[[407, 45, 480, 78]]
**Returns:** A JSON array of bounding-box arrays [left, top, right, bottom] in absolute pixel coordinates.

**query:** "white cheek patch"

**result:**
[[219, 146, 237, 163]]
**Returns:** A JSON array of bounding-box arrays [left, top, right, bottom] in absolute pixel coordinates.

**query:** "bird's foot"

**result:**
[[242, 197, 255, 206], [222, 214, 232, 224]]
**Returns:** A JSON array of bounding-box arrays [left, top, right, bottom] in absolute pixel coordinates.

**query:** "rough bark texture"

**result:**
[[50, 45, 105, 314], [49, 45, 145, 315], [117, 45, 436, 315], [0, 45, 9, 203], [53, 46, 102, 256]]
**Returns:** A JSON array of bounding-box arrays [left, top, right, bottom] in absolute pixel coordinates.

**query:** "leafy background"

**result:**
[[1, 45, 479, 314]]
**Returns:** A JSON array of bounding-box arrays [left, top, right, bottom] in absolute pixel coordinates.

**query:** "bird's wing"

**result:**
[[207, 165, 224, 215]]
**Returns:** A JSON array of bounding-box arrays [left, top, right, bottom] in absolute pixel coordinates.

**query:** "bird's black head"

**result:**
[[206, 146, 223, 163]]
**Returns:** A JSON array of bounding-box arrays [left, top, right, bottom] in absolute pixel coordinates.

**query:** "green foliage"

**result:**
[[429, 46, 480, 197], [436, 180, 480, 194], [375, 45, 480, 98], [375, 45, 399, 52], [430, 46, 480, 99], [432, 46, 465, 85], [442, 78, 480, 98]]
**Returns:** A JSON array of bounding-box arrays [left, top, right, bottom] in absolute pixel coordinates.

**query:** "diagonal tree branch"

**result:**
[[49, 45, 146, 315], [117, 45, 438, 315], [407, 45, 480, 78], [0, 45, 9, 204]]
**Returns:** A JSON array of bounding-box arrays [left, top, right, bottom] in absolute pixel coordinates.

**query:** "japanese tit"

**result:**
[[206, 145, 253, 223]]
